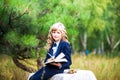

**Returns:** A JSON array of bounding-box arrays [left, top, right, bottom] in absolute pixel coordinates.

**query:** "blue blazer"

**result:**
[[29, 40, 72, 80]]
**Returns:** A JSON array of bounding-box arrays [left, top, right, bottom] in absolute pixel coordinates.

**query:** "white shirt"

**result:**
[[52, 41, 60, 58]]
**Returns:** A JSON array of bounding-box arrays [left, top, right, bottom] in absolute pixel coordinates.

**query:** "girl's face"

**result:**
[[51, 30, 62, 42]]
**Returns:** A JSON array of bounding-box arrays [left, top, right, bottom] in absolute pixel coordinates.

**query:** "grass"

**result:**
[[0, 54, 29, 80], [71, 53, 120, 80], [0, 53, 120, 80]]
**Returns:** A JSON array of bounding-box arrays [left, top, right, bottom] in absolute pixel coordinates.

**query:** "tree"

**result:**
[[0, 0, 120, 73], [102, 0, 120, 53], [0, 0, 47, 72]]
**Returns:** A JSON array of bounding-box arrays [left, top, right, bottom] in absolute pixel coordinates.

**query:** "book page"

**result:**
[[54, 58, 67, 62], [55, 52, 65, 60], [44, 53, 67, 64]]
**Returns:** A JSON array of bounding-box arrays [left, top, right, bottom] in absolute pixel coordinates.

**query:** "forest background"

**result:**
[[0, 0, 120, 80]]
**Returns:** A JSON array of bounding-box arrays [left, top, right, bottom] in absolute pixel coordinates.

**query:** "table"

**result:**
[[50, 70, 97, 80], [28, 69, 97, 80]]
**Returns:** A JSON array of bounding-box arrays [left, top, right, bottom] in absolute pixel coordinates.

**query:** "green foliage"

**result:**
[[20, 35, 39, 48], [5, 31, 19, 45], [4, 31, 39, 48], [0, 0, 120, 57], [88, 18, 106, 34], [30, 48, 37, 58]]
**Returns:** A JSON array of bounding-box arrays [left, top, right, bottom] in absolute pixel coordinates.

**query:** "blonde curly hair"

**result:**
[[45, 22, 69, 50]]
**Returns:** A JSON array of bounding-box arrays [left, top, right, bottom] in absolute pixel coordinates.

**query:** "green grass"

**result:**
[[0, 53, 120, 80]]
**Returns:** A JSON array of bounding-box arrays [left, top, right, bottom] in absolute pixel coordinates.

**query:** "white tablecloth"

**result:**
[[28, 70, 97, 80], [50, 70, 97, 80]]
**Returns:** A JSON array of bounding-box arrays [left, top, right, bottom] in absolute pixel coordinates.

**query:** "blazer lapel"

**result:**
[[48, 45, 53, 56]]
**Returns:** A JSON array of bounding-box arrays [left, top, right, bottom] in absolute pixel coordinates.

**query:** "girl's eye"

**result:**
[[57, 32, 60, 34], [52, 31, 55, 33]]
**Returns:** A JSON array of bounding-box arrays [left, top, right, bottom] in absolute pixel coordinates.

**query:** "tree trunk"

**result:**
[[12, 57, 36, 73], [106, 34, 114, 53], [101, 41, 104, 53], [80, 31, 87, 55], [83, 31, 87, 51]]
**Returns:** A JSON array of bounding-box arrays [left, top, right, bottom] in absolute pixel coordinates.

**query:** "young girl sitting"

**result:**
[[29, 22, 72, 80]]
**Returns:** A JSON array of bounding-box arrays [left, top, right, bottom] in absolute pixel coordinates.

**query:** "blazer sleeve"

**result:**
[[44, 48, 52, 63], [44, 53, 50, 63], [61, 42, 72, 69]]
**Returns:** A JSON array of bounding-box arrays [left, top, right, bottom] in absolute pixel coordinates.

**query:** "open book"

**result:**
[[44, 52, 67, 64]]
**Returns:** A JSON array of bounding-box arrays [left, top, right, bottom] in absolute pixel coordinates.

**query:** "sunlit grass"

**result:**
[[0, 53, 120, 80], [0, 54, 29, 80], [71, 53, 120, 80], [19, 58, 37, 70]]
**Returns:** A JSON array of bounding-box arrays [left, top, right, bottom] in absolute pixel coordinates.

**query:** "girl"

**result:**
[[29, 22, 72, 80]]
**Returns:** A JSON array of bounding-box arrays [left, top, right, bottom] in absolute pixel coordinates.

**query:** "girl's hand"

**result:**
[[47, 58, 62, 68], [47, 57, 54, 62], [50, 62, 62, 67]]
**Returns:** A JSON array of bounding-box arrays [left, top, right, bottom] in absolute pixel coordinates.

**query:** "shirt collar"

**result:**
[[54, 41, 60, 47]]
